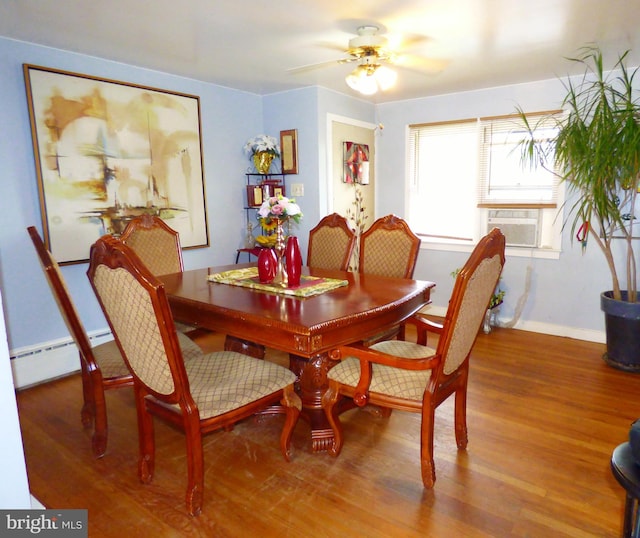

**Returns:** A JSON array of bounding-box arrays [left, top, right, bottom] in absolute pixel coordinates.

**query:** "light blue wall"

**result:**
[[0, 37, 264, 349], [262, 87, 375, 257], [262, 87, 322, 257], [377, 80, 615, 335]]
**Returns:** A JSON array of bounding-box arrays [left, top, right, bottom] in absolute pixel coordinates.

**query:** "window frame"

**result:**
[[407, 110, 565, 258]]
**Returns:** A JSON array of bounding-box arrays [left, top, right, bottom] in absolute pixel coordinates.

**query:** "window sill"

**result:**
[[420, 240, 560, 260]]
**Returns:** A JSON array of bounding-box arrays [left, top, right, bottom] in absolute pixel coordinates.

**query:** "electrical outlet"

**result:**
[[291, 183, 304, 197]]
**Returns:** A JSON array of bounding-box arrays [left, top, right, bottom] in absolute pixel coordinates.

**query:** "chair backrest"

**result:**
[[27, 226, 96, 366], [87, 235, 191, 402], [120, 215, 183, 276], [436, 228, 506, 377], [359, 214, 421, 278], [306, 213, 357, 271]]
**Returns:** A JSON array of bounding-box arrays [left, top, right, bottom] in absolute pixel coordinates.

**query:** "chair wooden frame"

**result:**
[[28, 226, 133, 458], [322, 228, 505, 488], [359, 214, 421, 279], [306, 213, 357, 271], [87, 235, 300, 516]]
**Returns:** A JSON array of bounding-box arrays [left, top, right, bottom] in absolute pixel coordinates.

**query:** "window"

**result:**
[[478, 114, 560, 205], [408, 111, 564, 254]]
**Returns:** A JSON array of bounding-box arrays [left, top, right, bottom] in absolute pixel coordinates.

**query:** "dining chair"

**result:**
[[27, 226, 132, 457], [120, 214, 265, 358], [119, 214, 184, 277], [120, 214, 195, 333], [87, 234, 301, 516], [358, 214, 421, 278], [358, 214, 421, 345], [322, 228, 505, 488], [27, 226, 203, 458], [307, 213, 357, 271]]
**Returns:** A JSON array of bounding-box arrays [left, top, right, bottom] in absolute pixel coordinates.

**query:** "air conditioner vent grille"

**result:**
[[487, 209, 539, 247]]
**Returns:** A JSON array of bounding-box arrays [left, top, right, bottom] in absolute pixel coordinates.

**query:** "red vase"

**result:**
[[257, 248, 277, 283], [285, 236, 302, 287]]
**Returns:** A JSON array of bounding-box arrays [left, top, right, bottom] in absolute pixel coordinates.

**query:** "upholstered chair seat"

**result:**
[[182, 351, 297, 418], [328, 341, 436, 400]]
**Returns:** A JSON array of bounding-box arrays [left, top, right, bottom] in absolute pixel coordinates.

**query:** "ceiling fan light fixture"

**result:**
[[374, 65, 397, 91], [346, 65, 376, 95], [346, 63, 397, 95]]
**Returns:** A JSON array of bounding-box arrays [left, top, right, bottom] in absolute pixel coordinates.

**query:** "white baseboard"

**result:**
[[10, 330, 114, 390], [508, 318, 605, 343], [421, 305, 606, 344]]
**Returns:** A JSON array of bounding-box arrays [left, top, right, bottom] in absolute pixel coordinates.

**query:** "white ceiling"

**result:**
[[2, 0, 640, 103]]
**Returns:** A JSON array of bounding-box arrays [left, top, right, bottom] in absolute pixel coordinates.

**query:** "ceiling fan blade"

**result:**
[[287, 26, 446, 79], [286, 58, 347, 75], [317, 40, 350, 53], [385, 32, 432, 52], [391, 53, 448, 74]]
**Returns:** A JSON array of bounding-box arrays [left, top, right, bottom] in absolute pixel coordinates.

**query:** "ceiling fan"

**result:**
[[341, 25, 398, 94], [287, 25, 445, 95]]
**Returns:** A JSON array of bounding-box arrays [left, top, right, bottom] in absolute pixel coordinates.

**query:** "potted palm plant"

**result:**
[[518, 46, 640, 371]]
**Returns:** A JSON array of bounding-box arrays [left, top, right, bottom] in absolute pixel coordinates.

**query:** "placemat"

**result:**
[[207, 267, 348, 297]]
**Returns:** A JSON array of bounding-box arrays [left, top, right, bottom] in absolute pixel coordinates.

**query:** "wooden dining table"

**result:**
[[159, 264, 435, 452]]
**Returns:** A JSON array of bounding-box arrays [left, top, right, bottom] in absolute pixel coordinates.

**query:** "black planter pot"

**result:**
[[601, 291, 640, 372]]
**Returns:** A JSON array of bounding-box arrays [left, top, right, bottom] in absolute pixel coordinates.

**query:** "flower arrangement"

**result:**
[[244, 134, 280, 158], [255, 195, 302, 247], [257, 195, 302, 223]]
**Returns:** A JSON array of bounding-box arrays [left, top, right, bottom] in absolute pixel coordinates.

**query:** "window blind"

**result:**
[[408, 119, 479, 239], [477, 111, 562, 207]]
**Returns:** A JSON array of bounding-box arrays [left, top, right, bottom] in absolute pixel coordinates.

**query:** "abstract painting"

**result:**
[[343, 141, 370, 184], [24, 64, 208, 264]]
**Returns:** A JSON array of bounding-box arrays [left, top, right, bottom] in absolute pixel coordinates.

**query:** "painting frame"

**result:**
[[280, 129, 298, 174], [23, 64, 209, 265]]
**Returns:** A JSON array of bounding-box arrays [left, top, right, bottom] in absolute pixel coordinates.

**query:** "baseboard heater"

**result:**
[[10, 330, 113, 390]]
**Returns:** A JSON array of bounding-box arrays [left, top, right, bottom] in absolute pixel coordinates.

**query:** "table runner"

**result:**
[[207, 267, 348, 297]]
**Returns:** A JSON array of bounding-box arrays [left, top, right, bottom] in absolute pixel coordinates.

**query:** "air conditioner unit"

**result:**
[[487, 209, 539, 247]]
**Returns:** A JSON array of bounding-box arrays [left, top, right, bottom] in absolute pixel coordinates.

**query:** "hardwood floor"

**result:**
[[15, 325, 640, 537]]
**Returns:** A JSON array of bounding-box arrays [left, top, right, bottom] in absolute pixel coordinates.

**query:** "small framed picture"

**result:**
[[280, 129, 298, 174], [247, 185, 263, 207]]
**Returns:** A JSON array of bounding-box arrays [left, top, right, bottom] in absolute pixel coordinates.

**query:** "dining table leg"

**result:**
[[288, 352, 339, 453]]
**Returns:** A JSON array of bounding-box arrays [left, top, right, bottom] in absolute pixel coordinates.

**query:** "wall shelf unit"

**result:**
[[242, 173, 287, 253]]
